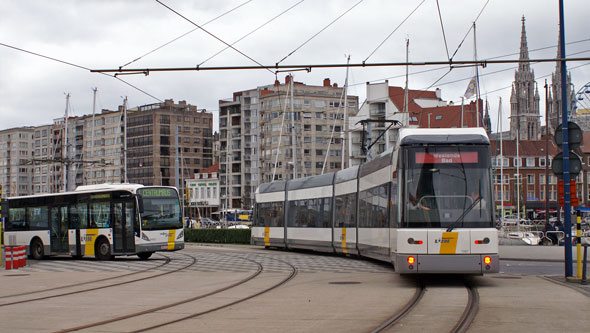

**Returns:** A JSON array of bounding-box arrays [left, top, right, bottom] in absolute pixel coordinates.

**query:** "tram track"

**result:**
[[0, 255, 171, 300], [56, 251, 298, 333], [371, 277, 479, 333], [0, 252, 197, 307]]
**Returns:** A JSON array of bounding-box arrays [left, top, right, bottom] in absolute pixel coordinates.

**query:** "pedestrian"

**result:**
[[187, 217, 193, 229]]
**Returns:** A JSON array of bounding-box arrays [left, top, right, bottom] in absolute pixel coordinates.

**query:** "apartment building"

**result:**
[[82, 109, 124, 185], [0, 127, 34, 198], [126, 100, 214, 197], [219, 76, 359, 211]]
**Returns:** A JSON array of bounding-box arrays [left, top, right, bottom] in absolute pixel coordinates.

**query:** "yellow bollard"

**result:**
[[577, 213, 582, 279]]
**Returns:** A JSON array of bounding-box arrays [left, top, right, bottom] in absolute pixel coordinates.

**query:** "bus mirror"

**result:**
[[137, 195, 144, 214]]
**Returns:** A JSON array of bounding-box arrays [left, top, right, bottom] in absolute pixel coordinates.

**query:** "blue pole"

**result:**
[[559, 0, 573, 277]]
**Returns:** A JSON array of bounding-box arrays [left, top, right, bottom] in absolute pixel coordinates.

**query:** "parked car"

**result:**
[[501, 215, 528, 226], [200, 217, 220, 228]]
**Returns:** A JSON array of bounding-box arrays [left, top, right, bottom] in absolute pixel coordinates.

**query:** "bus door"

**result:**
[[50, 206, 69, 253], [113, 199, 135, 253]]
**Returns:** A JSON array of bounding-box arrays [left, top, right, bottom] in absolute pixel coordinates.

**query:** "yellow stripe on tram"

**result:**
[[439, 232, 458, 254], [84, 229, 99, 256], [341, 227, 348, 254], [264, 227, 270, 246], [167, 230, 176, 250]]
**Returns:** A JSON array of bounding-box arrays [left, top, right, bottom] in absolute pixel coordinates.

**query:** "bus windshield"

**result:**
[[402, 145, 493, 228], [137, 188, 182, 230]]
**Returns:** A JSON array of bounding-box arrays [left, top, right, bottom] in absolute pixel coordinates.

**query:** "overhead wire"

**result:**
[[448, 0, 490, 61], [120, 0, 254, 69], [436, 0, 451, 63], [155, 0, 274, 74], [199, 0, 305, 67], [363, 0, 426, 63], [0, 42, 162, 102], [276, 0, 364, 65]]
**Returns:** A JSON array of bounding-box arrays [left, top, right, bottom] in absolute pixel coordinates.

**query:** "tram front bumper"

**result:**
[[393, 254, 500, 274]]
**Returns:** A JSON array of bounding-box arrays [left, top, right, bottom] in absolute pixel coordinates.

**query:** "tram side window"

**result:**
[[255, 202, 284, 227], [358, 184, 389, 228], [7, 207, 27, 231], [28, 206, 49, 230], [288, 198, 331, 228], [334, 193, 356, 228], [70, 203, 88, 229], [90, 202, 111, 228]]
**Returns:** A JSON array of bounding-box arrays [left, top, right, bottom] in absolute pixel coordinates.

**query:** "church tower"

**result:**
[[509, 16, 541, 140], [549, 33, 574, 132]]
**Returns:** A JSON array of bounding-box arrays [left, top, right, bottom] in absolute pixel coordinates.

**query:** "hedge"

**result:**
[[184, 228, 251, 244]]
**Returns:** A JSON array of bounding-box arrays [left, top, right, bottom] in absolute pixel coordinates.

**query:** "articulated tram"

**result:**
[[253, 128, 499, 274]]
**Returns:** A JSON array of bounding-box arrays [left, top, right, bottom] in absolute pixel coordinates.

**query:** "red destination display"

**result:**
[[415, 152, 478, 164]]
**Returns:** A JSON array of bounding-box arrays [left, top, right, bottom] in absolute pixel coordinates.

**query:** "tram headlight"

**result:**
[[483, 256, 492, 265], [177, 229, 184, 239], [407, 256, 415, 264]]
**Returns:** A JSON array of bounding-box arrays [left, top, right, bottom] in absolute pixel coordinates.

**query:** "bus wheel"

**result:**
[[137, 252, 153, 260], [30, 239, 44, 260], [95, 238, 112, 261]]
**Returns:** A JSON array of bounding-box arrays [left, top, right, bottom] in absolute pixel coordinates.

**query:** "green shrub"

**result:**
[[184, 228, 251, 244]]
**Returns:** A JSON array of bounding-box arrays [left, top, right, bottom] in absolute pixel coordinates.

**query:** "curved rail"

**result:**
[[451, 283, 479, 333], [132, 257, 298, 333], [0, 255, 171, 300], [370, 279, 425, 333], [0, 252, 197, 307], [57, 253, 269, 332]]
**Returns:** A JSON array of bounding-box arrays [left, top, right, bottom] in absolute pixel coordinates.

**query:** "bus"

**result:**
[[2, 184, 184, 260]]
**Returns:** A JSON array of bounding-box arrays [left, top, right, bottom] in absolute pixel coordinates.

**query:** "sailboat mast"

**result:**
[[473, 22, 480, 127], [90, 87, 97, 184], [341, 55, 350, 170], [63, 93, 70, 192]]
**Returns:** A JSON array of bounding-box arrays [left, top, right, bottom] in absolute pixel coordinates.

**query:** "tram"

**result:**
[[2, 183, 184, 260], [253, 128, 499, 274]]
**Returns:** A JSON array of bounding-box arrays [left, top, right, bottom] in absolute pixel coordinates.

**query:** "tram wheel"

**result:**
[[95, 238, 113, 261], [137, 252, 153, 260], [30, 239, 44, 260]]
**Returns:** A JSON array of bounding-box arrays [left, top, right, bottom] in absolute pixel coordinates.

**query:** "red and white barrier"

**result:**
[[4, 247, 12, 270], [3, 246, 26, 270]]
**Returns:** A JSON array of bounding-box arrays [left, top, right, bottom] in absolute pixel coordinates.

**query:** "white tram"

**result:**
[[253, 128, 499, 274]]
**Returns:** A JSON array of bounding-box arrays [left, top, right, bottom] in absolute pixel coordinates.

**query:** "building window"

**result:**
[[514, 157, 522, 167], [527, 174, 535, 184], [526, 157, 535, 167], [539, 157, 546, 167], [540, 174, 545, 185]]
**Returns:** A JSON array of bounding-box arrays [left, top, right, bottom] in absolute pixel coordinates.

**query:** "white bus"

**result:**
[[3, 184, 184, 260]]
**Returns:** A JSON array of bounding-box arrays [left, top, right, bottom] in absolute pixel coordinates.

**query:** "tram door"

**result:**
[[113, 199, 135, 253], [50, 206, 69, 253]]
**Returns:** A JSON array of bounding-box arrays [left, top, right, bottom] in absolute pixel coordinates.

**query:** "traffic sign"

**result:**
[[555, 121, 583, 149], [551, 151, 583, 178]]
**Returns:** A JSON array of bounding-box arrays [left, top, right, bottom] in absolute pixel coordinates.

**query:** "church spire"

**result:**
[[519, 16, 530, 72]]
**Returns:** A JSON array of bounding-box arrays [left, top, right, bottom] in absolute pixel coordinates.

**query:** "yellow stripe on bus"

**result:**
[[264, 227, 270, 246], [167, 230, 176, 250], [341, 228, 348, 254], [84, 229, 99, 256], [439, 232, 458, 254]]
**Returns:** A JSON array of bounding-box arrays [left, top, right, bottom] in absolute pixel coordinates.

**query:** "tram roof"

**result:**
[[335, 165, 359, 184], [287, 172, 335, 191], [257, 180, 287, 194], [398, 128, 489, 146]]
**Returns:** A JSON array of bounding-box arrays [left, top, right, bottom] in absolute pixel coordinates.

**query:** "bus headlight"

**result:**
[[177, 229, 184, 240]]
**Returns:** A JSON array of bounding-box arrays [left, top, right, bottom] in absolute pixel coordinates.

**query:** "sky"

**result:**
[[1, 0, 589, 134]]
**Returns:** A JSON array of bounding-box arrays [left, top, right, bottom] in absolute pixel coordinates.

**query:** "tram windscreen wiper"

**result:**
[[446, 196, 481, 232]]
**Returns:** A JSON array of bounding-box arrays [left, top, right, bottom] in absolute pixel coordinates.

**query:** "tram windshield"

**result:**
[[402, 145, 493, 228], [137, 187, 183, 230]]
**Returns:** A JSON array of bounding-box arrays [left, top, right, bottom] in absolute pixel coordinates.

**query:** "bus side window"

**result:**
[[90, 202, 111, 228], [8, 207, 27, 231]]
